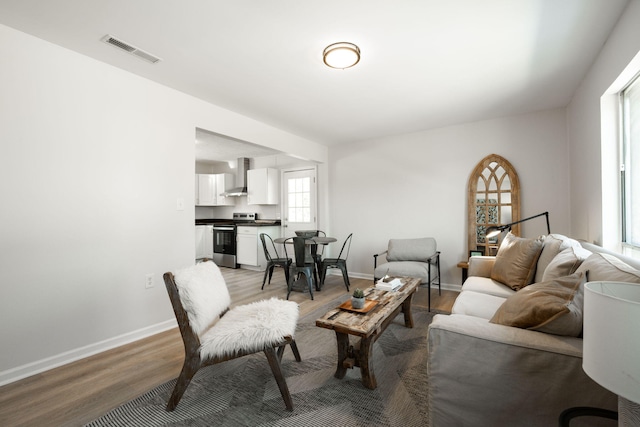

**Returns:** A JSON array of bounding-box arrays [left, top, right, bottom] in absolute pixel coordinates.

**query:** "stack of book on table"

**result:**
[[375, 277, 403, 291]]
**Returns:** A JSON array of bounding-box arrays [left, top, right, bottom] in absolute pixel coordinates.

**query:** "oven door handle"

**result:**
[[213, 226, 235, 231]]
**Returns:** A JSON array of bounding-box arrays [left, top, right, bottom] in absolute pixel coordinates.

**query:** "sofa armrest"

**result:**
[[373, 250, 388, 269], [467, 255, 495, 278], [429, 314, 582, 356], [427, 314, 616, 426]]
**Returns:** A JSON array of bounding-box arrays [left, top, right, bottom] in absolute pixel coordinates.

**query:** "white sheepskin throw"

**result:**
[[173, 261, 231, 337], [199, 297, 299, 360]]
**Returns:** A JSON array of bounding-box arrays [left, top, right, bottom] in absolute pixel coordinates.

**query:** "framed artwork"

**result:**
[[469, 248, 484, 257]]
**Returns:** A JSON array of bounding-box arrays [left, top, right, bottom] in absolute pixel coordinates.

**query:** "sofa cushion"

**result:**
[[541, 246, 592, 282], [491, 232, 545, 290], [461, 276, 516, 298], [534, 234, 582, 283], [467, 256, 495, 278], [451, 290, 507, 320], [575, 252, 640, 283], [386, 237, 436, 262], [489, 271, 586, 337], [374, 261, 431, 283]]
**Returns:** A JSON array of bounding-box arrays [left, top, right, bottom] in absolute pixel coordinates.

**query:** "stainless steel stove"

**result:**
[[211, 213, 257, 268]]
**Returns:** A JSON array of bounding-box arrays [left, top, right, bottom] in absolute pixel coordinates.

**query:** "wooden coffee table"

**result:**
[[315, 276, 421, 389]]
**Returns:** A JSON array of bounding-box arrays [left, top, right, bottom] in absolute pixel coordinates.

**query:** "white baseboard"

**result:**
[[1, 273, 460, 387], [0, 318, 177, 387]]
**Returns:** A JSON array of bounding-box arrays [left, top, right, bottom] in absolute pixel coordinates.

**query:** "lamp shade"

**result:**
[[583, 281, 640, 404]]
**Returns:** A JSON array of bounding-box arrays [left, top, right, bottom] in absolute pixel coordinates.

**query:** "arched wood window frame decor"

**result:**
[[467, 154, 521, 256]]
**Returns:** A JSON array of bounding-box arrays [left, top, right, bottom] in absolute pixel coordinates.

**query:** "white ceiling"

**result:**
[[0, 0, 630, 157]]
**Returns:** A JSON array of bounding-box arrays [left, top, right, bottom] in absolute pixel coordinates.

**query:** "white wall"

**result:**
[[567, 0, 640, 247], [328, 108, 571, 286], [0, 24, 326, 384], [5, 0, 638, 385]]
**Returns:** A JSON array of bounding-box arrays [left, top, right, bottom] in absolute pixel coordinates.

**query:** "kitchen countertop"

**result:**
[[195, 219, 281, 226], [235, 222, 281, 227]]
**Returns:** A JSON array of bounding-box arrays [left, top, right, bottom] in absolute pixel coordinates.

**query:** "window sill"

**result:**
[[621, 244, 640, 261]]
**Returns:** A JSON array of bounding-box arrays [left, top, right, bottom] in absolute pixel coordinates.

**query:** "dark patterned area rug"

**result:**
[[86, 299, 436, 427]]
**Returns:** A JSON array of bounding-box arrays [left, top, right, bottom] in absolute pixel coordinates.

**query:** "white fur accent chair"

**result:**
[[163, 261, 301, 411]]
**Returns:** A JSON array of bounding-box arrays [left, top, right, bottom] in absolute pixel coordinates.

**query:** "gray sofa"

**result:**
[[427, 234, 640, 426]]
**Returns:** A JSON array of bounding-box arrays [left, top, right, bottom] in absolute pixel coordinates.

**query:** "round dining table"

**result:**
[[273, 235, 337, 292], [273, 236, 337, 245]]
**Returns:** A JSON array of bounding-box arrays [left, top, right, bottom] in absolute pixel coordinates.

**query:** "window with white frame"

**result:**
[[287, 176, 311, 223], [621, 73, 640, 247]]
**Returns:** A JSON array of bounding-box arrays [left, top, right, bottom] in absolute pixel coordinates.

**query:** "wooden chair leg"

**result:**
[[290, 340, 302, 362], [264, 346, 294, 411], [276, 340, 301, 362], [166, 357, 200, 411], [277, 344, 285, 360]]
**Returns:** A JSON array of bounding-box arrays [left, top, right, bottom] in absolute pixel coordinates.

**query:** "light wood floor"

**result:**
[[0, 268, 457, 427]]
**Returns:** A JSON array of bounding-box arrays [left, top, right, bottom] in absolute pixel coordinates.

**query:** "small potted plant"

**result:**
[[351, 288, 365, 309]]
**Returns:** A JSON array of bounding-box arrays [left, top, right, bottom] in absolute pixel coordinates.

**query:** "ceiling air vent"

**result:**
[[100, 34, 161, 64]]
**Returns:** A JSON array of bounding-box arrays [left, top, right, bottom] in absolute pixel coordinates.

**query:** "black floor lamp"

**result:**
[[486, 211, 550, 239]]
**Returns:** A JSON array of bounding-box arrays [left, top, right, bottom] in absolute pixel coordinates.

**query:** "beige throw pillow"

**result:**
[[491, 232, 545, 290], [534, 234, 582, 283], [541, 246, 591, 282], [574, 252, 640, 283], [490, 271, 586, 337]]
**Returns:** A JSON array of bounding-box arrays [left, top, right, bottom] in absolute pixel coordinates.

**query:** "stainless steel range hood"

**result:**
[[222, 157, 250, 197]]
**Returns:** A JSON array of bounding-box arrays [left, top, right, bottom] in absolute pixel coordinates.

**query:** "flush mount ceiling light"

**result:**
[[323, 42, 360, 69]]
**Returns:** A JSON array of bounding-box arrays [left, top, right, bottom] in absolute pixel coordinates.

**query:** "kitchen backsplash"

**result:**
[[195, 203, 280, 220]]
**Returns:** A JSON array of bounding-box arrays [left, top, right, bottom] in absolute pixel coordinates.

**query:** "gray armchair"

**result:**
[[373, 237, 441, 311]]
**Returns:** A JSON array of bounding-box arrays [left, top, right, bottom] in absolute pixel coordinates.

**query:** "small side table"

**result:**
[[457, 261, 468, 285]]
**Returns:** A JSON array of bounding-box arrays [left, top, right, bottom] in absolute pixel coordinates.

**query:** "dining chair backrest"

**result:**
[[337, 233, 353, 260], [260, 233, 287, 262], [291, 236, 310, 267]]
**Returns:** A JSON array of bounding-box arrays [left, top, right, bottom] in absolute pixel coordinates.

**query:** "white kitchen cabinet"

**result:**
[[197, 174, 215, 206], [196, 173, 235, 206], [236, 225, 281, 269], [195, 225, 213, 259], [236, 226, 258, 266], [247, 168, 280, 205]]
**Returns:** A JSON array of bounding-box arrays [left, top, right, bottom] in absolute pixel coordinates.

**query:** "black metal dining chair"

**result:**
[[287, 236, 316, 300], [320, 233, 353, 291], [311, 230, 326, 282], [260, 233, 292, 290]]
